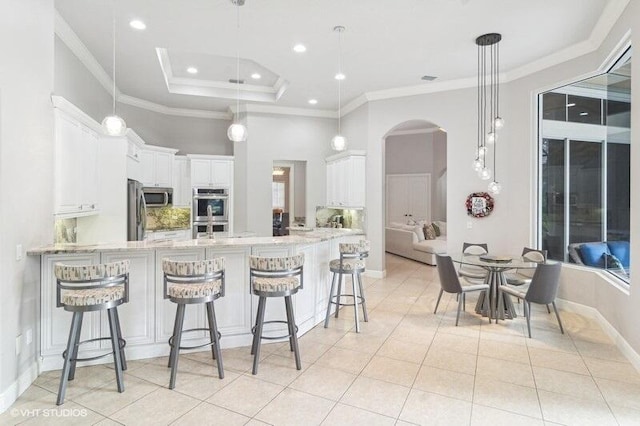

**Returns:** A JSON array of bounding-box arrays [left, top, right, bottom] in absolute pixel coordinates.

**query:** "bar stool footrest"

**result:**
[[168, 327, 222, 351], [252, 320, 298, 341], [62, 337, 126, 363], [329, 294, 366, 306]]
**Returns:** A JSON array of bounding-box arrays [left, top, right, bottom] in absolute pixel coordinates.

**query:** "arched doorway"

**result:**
[[383, 120, 447, 267]]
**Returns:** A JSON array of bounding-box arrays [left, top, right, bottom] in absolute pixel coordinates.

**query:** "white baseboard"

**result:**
[[365, 269, 386, 279], [0, 362, 39, 414], [556, 298, 640, 373]]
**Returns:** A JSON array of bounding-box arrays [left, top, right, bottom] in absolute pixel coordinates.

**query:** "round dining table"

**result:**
[[449, 254, 540, 321]]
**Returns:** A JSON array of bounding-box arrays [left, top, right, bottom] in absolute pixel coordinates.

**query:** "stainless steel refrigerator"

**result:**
[[127, 179, 147, 241]]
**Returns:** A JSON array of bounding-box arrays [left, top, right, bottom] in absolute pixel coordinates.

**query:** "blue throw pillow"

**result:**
[[580, 243, 609, 267], [607, 241, 630, 268], [603, 253, 624, 270]]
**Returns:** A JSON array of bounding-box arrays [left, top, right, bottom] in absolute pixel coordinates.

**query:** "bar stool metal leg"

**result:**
[[206, 301, 224, 379], [169, 304, 186, 390], [324, 272, 338, 328], [57, 311, 82, 405], [167, 304, 182, 369], [205, 303, 217, 361], [284, 296, 301, 370], [252, 297, 267, 375], [251, 297, 266, 356], [113, 308, 127, 371], [334, 272, 343, 318], [352, 274, 361, 332], [68, 312, 84, 381], [356, 272, 369, 322], [107, 308, 125, 393]]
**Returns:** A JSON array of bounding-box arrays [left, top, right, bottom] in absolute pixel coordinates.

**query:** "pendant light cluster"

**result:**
[[102, 0, 127, 137], [331, 26, 347, 151], [473, 33, 503, 195], [227, 0, 248, 142]]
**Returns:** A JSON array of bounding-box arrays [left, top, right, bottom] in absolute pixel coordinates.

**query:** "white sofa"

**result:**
[[385, 221, 447, 265]]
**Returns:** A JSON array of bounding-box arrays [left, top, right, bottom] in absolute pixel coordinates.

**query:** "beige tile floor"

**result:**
[[3, 254, 640, 426]]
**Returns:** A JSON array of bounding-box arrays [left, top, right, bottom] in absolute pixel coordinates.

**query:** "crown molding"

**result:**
[[54, 11, 120, 99], [119, 95, 232, 120], [230, 103, 336, 119], [51, 95, 103, 133], [341, 94, 369, 117]]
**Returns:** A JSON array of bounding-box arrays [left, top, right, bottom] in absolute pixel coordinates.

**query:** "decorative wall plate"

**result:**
[[466, 192, 494, 218]]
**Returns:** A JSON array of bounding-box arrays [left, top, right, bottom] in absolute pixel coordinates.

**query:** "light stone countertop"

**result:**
[[28, 228, 365, 255]]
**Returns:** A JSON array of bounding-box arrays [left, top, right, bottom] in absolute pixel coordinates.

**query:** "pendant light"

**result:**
[[227, 0, 248, 142], [473, 33, 503, 194], [331, 26, 347, 151], [101, 0, 127, 136]]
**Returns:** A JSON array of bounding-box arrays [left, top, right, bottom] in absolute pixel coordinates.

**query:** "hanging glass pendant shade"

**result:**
[[227, 122, 248, 142]]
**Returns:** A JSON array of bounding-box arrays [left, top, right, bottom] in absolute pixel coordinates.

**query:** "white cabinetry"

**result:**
[[53, 99, 101, 218], [145, 229, 190, 241], [172, 156, 191, 206], [385, 173, 431, 225], [188, 155, 233, 188], [326, 151, 366, 207], [140, 145, 178, 187], [125, 130, 145, 183]]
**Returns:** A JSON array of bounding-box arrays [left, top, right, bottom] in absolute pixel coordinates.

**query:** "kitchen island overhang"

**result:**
[[29, 230, 365, 371]]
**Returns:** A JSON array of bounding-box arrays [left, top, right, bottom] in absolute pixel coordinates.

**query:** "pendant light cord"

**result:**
[[236, 1, 240, 120], [337, 28, 342, 134], [111, 0, 116, 115]]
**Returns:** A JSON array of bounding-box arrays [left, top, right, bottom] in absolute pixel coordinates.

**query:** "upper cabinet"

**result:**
[[172, 156, 191, 207], [125, 130, 145, 183], [139, 145, 178, 187], [188, 155, 234, 188], [326, 151, 366, 207], [53, 97, 101, 218]]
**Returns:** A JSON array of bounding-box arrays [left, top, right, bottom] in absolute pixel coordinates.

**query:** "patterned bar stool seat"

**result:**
[[163, 258, 225, 389], [324, 240, 370, 333], [249, 255, 304, 375], [54, 260, 129, 405]]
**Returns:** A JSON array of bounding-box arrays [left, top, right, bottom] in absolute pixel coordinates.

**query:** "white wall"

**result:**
[[234, 113, 335, 236], [54, 35, 231, 155], [0, 0, 55, 409]]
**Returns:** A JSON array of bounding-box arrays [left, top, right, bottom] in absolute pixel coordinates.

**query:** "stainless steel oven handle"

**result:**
[[193, 195, 228, 200]]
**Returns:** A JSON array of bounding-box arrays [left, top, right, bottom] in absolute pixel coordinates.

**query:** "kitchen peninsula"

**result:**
[[28, 229, 364, 371]]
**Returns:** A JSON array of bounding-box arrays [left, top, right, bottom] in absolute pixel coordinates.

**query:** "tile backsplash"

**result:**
[[315, 207, 365, 230], [55, 218, 77, 243], [146, 207, 191, 231]]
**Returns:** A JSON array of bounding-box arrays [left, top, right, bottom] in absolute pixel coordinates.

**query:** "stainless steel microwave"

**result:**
[[142, 187, 173, 207]]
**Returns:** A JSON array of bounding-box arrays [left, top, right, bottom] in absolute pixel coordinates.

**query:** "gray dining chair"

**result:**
[[458, 242, 489, 282], [505, 247, 551, 313], [498, 262, 563, 338], [435, 254, 490, 326]]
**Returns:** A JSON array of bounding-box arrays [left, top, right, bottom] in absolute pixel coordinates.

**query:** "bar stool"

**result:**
[[54, 260, 129, 405], [324, 240, 370, 333], [163, 258, 225, 389], [249, 254, 304, 375]]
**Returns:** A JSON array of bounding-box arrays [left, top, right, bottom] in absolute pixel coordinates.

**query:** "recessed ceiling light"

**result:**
[[308, 99, 318, 105], [251, 73, 261, 80], [567, 103, 576, 107], [334, 73, 346, 81], [580, 112, 589, 116], [186, 67, 198, 74], [293, 44, 307, 53], [129, 20, 146, 30]]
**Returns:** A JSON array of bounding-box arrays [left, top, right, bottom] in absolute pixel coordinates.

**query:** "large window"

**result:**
[[539, 48, 631, 283]]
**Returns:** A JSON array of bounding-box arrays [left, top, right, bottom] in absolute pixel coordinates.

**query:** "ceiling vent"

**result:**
[[229, 79, 245, 84], [231, 0, 245, 5], [421, 75, 438, 82]]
